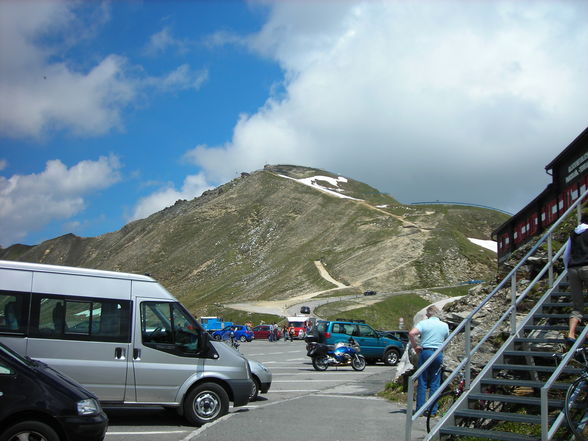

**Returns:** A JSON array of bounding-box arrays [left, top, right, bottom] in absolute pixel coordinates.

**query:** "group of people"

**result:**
[[408, 213, 587, 416], [266, 323, 296, 342]]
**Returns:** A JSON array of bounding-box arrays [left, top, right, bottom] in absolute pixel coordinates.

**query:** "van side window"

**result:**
[[0, 291, 28, 334], [141, 302, 201, 356], [31, 295, 130, 342]]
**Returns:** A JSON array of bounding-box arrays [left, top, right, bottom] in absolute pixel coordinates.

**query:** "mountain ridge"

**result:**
[[0, 165, 508, 319]]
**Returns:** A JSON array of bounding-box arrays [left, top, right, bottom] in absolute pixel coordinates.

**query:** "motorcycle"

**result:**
[[306, 338, 366, 371]]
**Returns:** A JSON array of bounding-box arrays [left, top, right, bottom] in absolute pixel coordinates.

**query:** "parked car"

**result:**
[[252, 325, 282, 340], [247, 359, 272, 401], [300, 306, 311, 314], [212, 325, 254, 342], [309, 320, 404, 365], [377, 330, 409, 346], [363, 290, 377, 296], [0, 341, 108, 441]]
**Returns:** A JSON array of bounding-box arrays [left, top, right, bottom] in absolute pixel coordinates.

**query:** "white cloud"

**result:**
[[128, 173, 212, 221], [144, 64, 209, 93], [187, 1, 588, 214], [0, 155, 122, 246], [0, 3, 207, 139], [143, 26, 190, 56]]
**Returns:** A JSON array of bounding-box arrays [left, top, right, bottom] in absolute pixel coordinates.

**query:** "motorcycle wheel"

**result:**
[[351, 355, 366, 371], [312, 355, 329, 371]]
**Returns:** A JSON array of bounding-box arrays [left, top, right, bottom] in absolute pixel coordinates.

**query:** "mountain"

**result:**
[[0, 165, 508, 317]]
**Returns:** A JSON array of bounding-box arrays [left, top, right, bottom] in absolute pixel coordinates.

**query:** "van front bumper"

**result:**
[[228, 379, 254, 407], [59, 411, 108, 441]]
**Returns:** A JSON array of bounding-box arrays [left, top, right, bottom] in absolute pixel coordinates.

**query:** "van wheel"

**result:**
[[0, 421, 60, 441], [383, 348, 400, 366], [184, 383, 229, 425]]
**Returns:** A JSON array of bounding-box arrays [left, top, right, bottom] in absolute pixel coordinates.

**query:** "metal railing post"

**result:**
[[548, 234, 554, 286], [405, 378, 414, 441], [510, 272, 517, 335], [464, 318, 471, 388]]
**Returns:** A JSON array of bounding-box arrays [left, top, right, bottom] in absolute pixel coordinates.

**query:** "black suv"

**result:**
[[0, 342, 108, 441]]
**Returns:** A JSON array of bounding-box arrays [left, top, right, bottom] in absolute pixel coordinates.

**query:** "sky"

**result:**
[[1, 0, 587, 248]]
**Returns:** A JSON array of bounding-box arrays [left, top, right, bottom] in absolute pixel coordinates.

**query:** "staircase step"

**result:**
[[524, 324, 583, 331], [542, 302, 573, 308], [468, 393, 564, 407], [533, 313, 570, 320], [503, 350, 557, 358], [440, 426, 539, 441], [454, 409, 549, 424], [514, 337, 568, 344], [481, 378, 570, 390], [493, 363, 583, 374]]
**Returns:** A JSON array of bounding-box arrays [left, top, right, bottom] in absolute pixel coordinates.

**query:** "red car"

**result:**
[[252, 325, 282, 340]]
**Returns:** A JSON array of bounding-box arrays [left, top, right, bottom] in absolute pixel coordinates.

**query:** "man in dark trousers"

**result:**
[[563, 213, 588, 344], [409, 305, 449, 416]]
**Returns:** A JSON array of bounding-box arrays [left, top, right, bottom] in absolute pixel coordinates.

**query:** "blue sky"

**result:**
[[1, 0, 587, 248]]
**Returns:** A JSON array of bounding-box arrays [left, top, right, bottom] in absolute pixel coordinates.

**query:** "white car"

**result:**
[[248, 359, 272, 401]]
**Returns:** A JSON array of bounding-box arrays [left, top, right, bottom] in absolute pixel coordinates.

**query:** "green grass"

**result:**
[[431, 285, 475, 297], [315, 293, 429, 329]]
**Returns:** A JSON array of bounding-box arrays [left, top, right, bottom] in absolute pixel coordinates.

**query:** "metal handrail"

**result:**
[[405, 188, 588, 441]]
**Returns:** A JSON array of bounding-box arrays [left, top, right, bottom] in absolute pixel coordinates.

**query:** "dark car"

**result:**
[[310, 320, 404, 365], [377, 330, 409, 346], [252, 325, 282, 340], [300, 306, 311, 314], [0, 342, 108, 441], [212, 325, 254, 342], [363, 290, 377, 296]]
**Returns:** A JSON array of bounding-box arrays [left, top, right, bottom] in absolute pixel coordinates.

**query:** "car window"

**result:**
[[358, 324, 377, 338], [30, 295, 130, 342], [0, 291, 28, 334], [141, 302, 202, 355]]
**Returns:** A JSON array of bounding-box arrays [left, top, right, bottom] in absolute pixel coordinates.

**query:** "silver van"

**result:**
[[0, 260, 252, 425]]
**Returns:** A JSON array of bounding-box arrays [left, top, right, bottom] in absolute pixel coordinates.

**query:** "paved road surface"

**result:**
[[104, 340, 428, 441]]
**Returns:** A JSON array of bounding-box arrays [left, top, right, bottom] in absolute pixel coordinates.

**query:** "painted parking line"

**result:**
[[107, 430, 190, 436]]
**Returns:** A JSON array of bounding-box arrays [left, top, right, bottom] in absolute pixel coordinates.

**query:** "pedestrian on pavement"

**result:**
[[408, 305, 449, 416], [282, 325, 289, 342], [563, 213, 588, 345]]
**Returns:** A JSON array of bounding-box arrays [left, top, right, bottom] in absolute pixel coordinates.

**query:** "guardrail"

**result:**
[[404, 188, 588, 441]]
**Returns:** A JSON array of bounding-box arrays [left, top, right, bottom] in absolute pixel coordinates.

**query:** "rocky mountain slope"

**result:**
[[0, 165, 508, 317]]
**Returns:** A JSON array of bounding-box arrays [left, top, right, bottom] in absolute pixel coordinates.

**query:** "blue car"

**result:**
[[212, 325, 254, 342], [310, 320, 404, 365]]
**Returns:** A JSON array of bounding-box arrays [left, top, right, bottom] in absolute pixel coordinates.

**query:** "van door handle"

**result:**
[[133, 348, 141, 360], [114, 347, 126, 360]]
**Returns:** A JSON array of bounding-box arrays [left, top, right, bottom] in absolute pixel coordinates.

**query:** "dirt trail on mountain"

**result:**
[[226, 260, 348, 316]]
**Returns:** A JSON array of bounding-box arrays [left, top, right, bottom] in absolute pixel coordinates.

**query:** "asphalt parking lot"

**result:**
[[104, 339, 427, 441]]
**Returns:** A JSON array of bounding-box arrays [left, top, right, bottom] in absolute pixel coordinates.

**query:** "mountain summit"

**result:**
[[0, 165, 507, 316]]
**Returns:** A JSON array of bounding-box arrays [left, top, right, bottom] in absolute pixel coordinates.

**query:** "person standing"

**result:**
[[408, 305, 449, 416], [268, 323, 275, 342], [563, 213, 588, 344]]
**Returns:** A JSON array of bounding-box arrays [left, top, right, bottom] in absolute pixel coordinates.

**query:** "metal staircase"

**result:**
[[404, 190, 588, 441]]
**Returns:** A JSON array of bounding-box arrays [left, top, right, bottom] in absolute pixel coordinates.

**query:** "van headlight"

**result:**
[[77, 398, 101, 416]]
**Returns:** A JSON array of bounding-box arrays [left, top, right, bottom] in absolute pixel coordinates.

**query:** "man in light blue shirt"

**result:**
[[409, 305, 450, 415]]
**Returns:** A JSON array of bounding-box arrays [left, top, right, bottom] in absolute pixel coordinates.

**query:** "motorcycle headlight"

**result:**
[[76, 398, 101, 416]]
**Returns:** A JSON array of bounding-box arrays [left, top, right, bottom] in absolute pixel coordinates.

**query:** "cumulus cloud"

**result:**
[[143, 26, 190, 56], [144, 64, 209, 92], [128, 173, 212, 221], [0, 3, 208, 139], [187, 1, 588, 213], [0, 155, 122, 246]]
